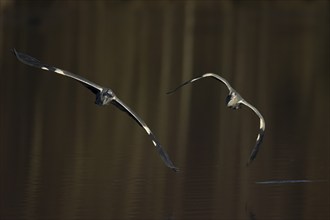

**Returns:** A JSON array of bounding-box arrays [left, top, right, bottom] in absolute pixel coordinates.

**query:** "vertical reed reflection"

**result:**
[[58, 4, 89, 218], [24, 95, 43, 220], [110, 2, 137, 176], [174, 3, 195, 216], [158, 3, 173, 156], [119, 4, 146, 219], [177, 1, 195, 152], [1, 1, 329, 220], [156, 3, 175, 216], [212, 2, 237, 219]]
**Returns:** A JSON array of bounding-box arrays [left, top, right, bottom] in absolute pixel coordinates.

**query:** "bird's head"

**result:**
[[225, 92, 241, 109], [95, 88, 115, 106]]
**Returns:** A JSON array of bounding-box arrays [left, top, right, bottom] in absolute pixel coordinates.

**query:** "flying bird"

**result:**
[[13, 49, 178, 172], [167, 73, 265, 165]]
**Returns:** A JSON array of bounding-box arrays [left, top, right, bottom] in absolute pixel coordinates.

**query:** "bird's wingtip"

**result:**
[[246, 151, 258, 166], [166, 90, 175, 95], [246, 160, 252, 167], [172, 167, 180, 172], [11, 48, 17, 55]]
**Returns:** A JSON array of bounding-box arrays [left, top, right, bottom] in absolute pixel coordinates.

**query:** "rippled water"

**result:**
[[2, 147, 329, 219]]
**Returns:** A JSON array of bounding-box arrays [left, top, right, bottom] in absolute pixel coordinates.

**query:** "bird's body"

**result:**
[[168, 73, 265, 164], [13, 49, 178, 172]]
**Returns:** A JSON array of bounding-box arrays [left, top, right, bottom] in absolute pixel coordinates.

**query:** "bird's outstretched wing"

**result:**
[[12, 49, 103, 94], [111, 97, 179, 172], [168, 72, 266, 164], [13, 49, 178, 171], [240, 100, 266, 165], [167, 73, 233, 94]]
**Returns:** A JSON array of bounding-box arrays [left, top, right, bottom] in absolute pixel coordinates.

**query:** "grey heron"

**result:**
[[167, 73, 265, 165], [13, 49, 178, 172]]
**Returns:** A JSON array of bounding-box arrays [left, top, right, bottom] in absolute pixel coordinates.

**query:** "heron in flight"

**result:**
[[167, 73, 265, 165], [13, 49, 178, 172]]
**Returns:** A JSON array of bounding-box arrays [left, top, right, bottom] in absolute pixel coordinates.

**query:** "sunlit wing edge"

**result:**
[[111, 98, 179, 172], [240, 100, 266, 165], [13, 48, 103, 94], [167, 73, 233, 95]]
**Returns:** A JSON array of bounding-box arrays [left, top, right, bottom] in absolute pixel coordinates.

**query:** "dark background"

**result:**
[[1, 1, 329, 219]]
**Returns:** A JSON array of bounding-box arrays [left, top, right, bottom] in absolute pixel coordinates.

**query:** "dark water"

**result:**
[[1, 1, 329, 220]]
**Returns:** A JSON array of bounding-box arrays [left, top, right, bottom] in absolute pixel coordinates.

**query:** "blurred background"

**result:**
[[0, 1, 329, 219]]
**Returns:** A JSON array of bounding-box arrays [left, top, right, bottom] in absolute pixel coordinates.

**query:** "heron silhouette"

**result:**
[[13, 49, 178, 172], [167, 73, 265, 165]]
